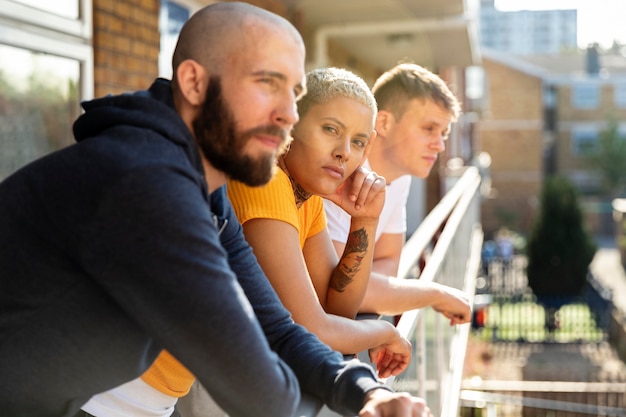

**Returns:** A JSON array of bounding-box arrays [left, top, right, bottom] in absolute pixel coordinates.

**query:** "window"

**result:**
[[159, 0, 208, 78], [571, 127, 599, 156], [0, 45, 81, 179], [571, 82, 600, 109], [10, 0, 79, 19], [0, 0, 90, 37], [465, 66, 485, 100], [615, 82, 626, 108], [0, 0, 92, 180]]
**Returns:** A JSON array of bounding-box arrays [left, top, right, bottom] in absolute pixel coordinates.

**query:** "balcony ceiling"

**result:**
[[290, 0, 480, 71]]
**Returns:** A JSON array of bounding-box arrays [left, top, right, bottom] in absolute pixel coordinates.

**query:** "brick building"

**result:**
[[478, 47, 626, 237], [477, 50, 545, 237]]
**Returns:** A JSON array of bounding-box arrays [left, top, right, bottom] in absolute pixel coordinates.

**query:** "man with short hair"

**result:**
[[325, 63, 472, 321], [0, 4, 430, 417]]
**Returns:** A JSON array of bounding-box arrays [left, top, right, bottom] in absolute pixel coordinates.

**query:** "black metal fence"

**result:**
[[462, 255, 626, 417]]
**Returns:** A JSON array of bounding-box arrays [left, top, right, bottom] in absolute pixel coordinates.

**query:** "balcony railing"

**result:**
[[300, 166, 483, 416]]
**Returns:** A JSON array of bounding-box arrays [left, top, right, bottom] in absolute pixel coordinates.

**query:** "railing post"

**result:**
[[416, 317, 426, 400]]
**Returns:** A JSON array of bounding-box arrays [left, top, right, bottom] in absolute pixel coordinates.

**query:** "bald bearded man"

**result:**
[[0, 3, 431, 417]]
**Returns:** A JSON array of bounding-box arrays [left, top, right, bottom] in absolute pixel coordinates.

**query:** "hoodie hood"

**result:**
[[72, 78, 203, 172]]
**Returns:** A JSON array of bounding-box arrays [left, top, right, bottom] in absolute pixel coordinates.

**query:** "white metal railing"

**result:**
[[299, 166, 483, 417], [386, 166, 482, 417]]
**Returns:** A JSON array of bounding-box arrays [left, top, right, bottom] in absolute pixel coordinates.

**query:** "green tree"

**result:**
[[583, 118, 626, 197], [526, 175, 596, 298]]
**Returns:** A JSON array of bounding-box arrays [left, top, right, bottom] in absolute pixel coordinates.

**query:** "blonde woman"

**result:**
[[227, 67, 411, 375]]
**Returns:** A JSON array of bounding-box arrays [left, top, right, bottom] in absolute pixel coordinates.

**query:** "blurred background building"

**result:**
[[479, 0, 577, 55], [475, 1, 626, 238]]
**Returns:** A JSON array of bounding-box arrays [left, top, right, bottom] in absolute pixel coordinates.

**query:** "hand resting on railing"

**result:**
[[357, 271, 472, 323]]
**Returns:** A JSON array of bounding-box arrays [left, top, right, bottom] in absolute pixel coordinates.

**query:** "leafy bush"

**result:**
[[526, 176, 596, 298]]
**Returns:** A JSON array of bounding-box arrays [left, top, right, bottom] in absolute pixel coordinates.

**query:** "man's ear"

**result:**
[[375, 110, 394, 137], [176, 59, 207, 106]]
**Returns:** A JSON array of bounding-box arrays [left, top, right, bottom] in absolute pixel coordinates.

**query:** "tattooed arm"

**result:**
[[242, 217, 411, 369], [313, 166, 386, 319], [304, 220, 377, 319]]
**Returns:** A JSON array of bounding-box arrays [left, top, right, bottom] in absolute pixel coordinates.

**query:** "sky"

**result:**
[[495, 0, 626, 49]]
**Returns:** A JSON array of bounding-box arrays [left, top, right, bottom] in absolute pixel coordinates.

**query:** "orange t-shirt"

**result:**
[[141, 169, 326, 396], [140, 350, 194, 397], [227, 169, 326, 249]]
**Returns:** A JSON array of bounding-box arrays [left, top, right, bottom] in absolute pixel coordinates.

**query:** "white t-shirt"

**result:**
[[324, 160, 412, 245], [81, 378, 177, 417]]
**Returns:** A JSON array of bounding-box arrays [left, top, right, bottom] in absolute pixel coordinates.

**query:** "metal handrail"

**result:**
[[384, 166, 482, 417], [301, 166, 483, 417]]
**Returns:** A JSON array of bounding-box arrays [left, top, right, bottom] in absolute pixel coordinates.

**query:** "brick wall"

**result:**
[[92, 0, 161, 97], [89, 0, 300, 98], [559, 83, 626, 122], [478, 57, 544, 236], [556, 83, 626, 174], [553, 80, 626, 235]]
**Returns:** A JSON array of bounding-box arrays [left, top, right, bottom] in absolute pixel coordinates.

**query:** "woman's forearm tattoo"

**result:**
[[331, 228, 369, 292]]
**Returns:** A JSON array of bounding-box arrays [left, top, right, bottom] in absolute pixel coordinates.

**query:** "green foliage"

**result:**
[[582, 118, 626, 197], [526, 175, 596, 297], [472, 299, 603, 343], [494, 206, 519, 231]]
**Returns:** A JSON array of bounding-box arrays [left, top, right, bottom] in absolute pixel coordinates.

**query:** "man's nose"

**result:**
[[273, 95, 299, 128], [433, 134, 446, 152]]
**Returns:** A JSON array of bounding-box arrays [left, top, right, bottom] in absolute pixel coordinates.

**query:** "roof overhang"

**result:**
[[293, 0, 481, 71]]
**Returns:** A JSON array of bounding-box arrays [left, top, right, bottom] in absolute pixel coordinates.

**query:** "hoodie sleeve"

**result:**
[[82, 167, 300, 417]]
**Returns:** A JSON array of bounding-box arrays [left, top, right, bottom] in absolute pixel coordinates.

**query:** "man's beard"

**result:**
[[193, 76, 290, 186]]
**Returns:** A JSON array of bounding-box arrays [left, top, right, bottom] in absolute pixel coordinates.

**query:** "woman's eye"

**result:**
[[352, 139, 366, 149], [323, 126, 338, 135]]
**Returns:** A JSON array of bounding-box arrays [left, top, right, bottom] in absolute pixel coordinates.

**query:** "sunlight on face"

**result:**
[[284, 95, 375, 196], [389, 99, 452, 178], [202, 22, 305, 186]]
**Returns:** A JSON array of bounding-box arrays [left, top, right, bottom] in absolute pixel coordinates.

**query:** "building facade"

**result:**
[[477, 50, 545, 237], [544, 52, 626, 234], [479, 0, 577, 55], [478, 46, 626, 237]]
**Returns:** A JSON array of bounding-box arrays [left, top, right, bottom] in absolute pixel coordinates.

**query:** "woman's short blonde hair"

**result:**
[[297, 67, 377, 125]]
